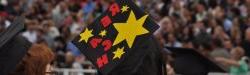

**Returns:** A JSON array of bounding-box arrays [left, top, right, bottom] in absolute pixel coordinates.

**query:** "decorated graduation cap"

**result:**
[[0, 17, 31, 75], [72, 0, 160, 75], [166, 47, 226, 75]]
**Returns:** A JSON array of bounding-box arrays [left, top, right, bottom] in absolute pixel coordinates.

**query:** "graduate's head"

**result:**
[[0, 17, 54, 75], [9, 44, 54, 75]]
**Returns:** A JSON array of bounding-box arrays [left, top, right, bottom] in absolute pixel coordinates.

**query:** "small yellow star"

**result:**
[[113, 47, 125, 60], [121, 5, 129, 13], [79, 28, 94, 43], [99, 30, 107, 37], [113, 11, 149, 48]]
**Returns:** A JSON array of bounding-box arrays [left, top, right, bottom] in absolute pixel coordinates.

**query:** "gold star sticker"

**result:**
[[113, 47, 125, 59], [113, 11, 149, 48], [99, 30, 107, 37], [121, 5, 129, 13], [79, 28, 94, 43]]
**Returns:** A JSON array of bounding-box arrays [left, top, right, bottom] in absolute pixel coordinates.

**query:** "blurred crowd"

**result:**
[[151, 0, 250, 75], [1, 0, 250, 75]]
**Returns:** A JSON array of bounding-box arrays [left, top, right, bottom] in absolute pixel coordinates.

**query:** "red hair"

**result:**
[[9, 44, 55, 75]]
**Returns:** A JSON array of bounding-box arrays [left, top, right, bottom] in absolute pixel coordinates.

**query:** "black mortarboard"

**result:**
[[166, 47, 226, 75], [108, 36, 165, 75], [72, 0, 160, 75], [0, 17, 31, 75]]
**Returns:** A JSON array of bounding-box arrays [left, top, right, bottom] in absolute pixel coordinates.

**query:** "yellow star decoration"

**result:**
[[79, 28, 94, 43], [113, 47, 125, 60], [99, 30, 107, 37], [113, 11, 149, 48], [121, 5, 129, 13]]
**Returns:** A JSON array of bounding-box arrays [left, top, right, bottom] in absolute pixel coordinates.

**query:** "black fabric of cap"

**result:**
[[0, 17, 31, 75], [166, 47, 226, 75]]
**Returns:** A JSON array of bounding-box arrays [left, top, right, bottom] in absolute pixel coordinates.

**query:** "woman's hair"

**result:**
[[9, 44, 54, 75]]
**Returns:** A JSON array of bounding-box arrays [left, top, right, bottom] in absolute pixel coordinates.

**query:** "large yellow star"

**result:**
[[99, 30, 107, 37], [113, 47, 125, 60], [121, 5, 129, 13], [79, 28, 94, 43], [113, 11, 149, 48]]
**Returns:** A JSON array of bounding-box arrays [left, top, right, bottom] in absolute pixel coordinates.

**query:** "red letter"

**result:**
[[96, 54, 109, 68], [109, 3, 120, 16], [90, 38, 102, 48], [102, 40, 112, 52], [101, 16, 112, 28]]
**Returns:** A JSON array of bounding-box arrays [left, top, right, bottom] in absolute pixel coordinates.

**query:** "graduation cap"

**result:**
[[72, 0, 160, 75], [166, 47, 226, 75], [0, 17, 31, 75]]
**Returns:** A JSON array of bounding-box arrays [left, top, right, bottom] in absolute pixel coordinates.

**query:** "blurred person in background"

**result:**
[[182, 40, 193, 49], [210, 38, 230, 59], [223, 39, 233, 51], [72, 54, 85, 75], [42, 20, 60, 40], [210, 38, 231, 71], [157, 17, 175, 35], [212, 26, 230, 40], [0, 7, 10, 32], [165, 33, 182, 48], [154, 33, 165, 49], [215, 47, 249, 75], [22, 19, 39, 43], [194, 2, 207, 22], [192, 20, 206, 36], [52, 1, 70, 27], [168, 0, 184, 18], [41, 19, 60, 47], [230, 18, 242, 46], [0, 15, 9, 31], [64, 51, 75, 68], [179, 26, 194, 46]]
